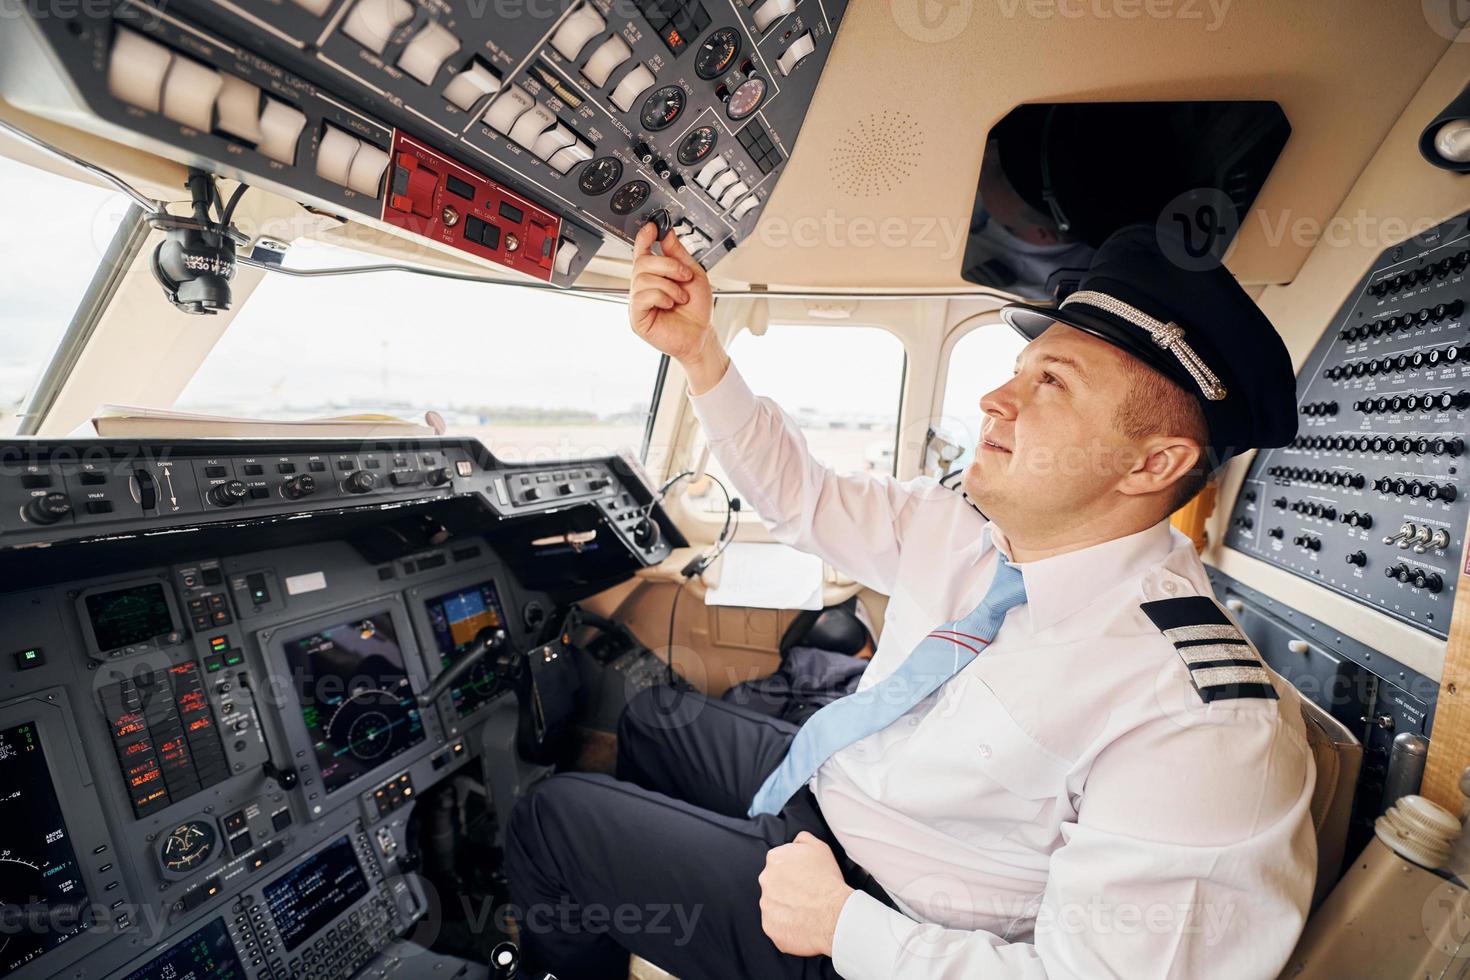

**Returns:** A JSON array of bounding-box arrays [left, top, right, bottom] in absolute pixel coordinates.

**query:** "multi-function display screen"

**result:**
[[0, 721, 91, 978], [424, 580, 506, 718], [85, 582, 175, 651], [281, 612, 425, 794], [263, 836, 370, 952], [121, 917, 245, 980]]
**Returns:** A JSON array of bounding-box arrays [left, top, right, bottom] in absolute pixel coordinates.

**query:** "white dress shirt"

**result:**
[[690, 364, 1317, 980]]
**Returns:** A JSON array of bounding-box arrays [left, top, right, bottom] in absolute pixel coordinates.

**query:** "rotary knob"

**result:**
[[281, 474, 317, 500], [207, 480, 248, 507], [426, 467, 453, 487], [1345, 551, 1367, 567], [344, 470, 378, 494], [23, 492, 71, 525]]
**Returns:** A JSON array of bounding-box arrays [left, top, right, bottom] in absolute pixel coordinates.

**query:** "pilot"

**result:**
[[504, 222, 1316, 979]]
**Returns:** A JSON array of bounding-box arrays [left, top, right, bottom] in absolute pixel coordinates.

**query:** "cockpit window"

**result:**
[[0, 155, 132, 435], [939, 322, 1030, 473], [693, 323, 905, 514], [174, 241, 663, 461]]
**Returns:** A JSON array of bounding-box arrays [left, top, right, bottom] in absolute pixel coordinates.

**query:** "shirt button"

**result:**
[[978, 744, 992, 758], [1162, 580, 1178, 595], [908, 718, 919, 728]]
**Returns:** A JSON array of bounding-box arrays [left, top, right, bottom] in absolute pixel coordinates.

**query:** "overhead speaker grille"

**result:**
[[830, 110, 924, 198]]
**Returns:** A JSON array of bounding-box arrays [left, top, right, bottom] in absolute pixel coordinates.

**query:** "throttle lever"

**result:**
[[416, 628, 507, 708]]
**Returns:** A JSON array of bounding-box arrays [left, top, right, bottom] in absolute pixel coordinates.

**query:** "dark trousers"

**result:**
[[504, 686, 889, 980]]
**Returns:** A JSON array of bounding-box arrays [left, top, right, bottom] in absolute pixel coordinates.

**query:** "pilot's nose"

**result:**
[[980, 379, 1019, 421]]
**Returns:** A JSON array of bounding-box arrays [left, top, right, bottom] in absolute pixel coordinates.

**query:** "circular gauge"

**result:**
[[578, 156, 623, 196], [677, 126, 719, 166], [640, 85, 687, 132], [725, 76, 766, 120], [159, 819, 218, 877], [609, 179, 651, 215], [345, 710, 395, 760], [695, 27, 742, 80]]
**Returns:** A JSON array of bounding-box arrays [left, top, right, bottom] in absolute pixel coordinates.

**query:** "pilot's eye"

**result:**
[[1042, 371, 1063, 388]]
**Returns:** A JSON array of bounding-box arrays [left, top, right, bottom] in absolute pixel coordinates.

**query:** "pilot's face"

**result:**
[[962, 323, 1147, 530]]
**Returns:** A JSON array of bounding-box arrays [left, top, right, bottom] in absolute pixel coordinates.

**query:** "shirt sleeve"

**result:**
[[830, 706, 1317, 980], [689, 362, 953, 595]]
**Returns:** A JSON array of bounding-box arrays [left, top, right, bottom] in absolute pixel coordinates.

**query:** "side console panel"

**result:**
[[1227, 211, 1470, 638]]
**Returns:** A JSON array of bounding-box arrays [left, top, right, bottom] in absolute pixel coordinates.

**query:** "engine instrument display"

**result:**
[[120, 917, 245, 980], [424, 580, 508, 717], [159, 819, 219, 878], [578, 157, 623, 195], [694, 27, 741, 79], [725, 77, 766, 120], [677, 126, 719, 165], [0, 721, 90, 978], [640, 86, 687, 131], [263, 836, 369, 952], [85, 583, 175, 653], [282, 613, 425, 794], [609, 180, 652, 215]]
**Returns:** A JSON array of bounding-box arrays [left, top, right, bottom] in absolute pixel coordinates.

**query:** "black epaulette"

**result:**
[[1140, 596, 1279, 704]]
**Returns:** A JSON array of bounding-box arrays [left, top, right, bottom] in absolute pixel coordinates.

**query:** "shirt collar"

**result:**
[[986, 520, 1177, 633]]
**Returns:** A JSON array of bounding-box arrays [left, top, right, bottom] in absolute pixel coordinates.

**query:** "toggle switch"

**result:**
[[582, 35, 632, 87], [776, 31, 815, 76], [347, 142, 391, 196], [750, 0, 795, 33], [161, 56, 223, 131], [730, 194, 761, 220], [108, 28, 173, 113], [257, 99, 308, 165], [397, 19, 461, 85], [609, 63, 657, 112], [531, 124, 578, 161], [508, 103, 558, 150], [551, 3, 606, 61], [215, 74, 263, 143], [707, 168, 739, 199], [695, 154, 729, 188], [316, 125, 360, 186], [341, 0, 415, 55], [717, 179, 748, 209], [546, 139, 593, 174], [443, 58, 501, 111], [483, 85, 537, 135], [553, 239, 580, 276]]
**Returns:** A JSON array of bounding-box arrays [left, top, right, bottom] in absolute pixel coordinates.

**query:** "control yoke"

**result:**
[[417, 628, 508, 708]]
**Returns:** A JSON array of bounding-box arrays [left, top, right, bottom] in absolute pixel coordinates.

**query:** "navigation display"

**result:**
[[85, 583, 175, 652], [424, 580, 507, 717], [0, 721, 91, 978], [263, 836, 369, 952], [281, 612, 425, 794], [121, 917, 245, 980]]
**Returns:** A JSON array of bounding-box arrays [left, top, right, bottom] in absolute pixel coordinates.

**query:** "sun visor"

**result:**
[[962, 101, 1291, 302]]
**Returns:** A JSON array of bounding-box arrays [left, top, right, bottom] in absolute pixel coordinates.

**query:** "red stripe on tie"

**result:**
[[927, 633, 983, 656], [931, 629, 991, 646]]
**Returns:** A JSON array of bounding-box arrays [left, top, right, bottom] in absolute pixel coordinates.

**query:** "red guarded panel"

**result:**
[[381, 131, 560, 283]]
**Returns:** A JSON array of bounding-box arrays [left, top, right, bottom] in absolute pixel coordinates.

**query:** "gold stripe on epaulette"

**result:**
[[1162, 624, 1244, 644]]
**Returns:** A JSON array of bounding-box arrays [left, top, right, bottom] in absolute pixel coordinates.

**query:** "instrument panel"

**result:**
[[1228, 210, 1470, 638], [0, 0, 847, 283], [0, 436, 678, 979]]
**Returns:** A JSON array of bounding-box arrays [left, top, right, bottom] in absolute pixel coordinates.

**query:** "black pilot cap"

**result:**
[[1000, 224, 1297, 463]]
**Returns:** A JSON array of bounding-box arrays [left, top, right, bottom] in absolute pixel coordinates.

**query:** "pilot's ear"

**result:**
[[1116, 436, 1201, 499]]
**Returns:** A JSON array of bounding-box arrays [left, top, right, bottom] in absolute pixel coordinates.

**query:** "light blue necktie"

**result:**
[[748, 558, 1028, 816]]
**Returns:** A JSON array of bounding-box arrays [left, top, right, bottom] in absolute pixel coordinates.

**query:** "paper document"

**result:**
[[705, 542, 824, 611], [86, 405, 436, 438]]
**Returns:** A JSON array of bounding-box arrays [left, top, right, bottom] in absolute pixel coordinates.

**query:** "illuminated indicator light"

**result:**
[[211, 637, 230, 651]]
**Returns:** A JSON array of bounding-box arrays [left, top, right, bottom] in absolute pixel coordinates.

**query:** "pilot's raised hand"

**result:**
[[628, 222, 727, 393]]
